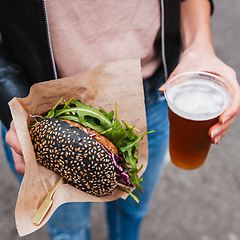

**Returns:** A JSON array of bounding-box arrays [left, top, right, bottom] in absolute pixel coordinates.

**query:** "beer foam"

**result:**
[[166, 78, 232, 120]]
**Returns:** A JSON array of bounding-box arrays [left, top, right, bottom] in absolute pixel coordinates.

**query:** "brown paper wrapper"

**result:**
[[9, 59, 148, 236]]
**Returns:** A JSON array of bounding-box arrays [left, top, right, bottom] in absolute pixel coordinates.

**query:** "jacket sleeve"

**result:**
[[0, 44, 32, 129]]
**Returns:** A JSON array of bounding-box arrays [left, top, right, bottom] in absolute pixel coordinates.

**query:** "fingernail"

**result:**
[[211, 129, 220, 138], [214, 136, 221, 145], [222, 116, 230, 125]]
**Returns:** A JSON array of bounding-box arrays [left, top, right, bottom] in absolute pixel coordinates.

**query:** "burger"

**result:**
[[29, 98, 153, 202]]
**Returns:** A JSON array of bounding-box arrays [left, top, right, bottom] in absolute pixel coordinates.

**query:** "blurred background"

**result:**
[[0, 0, 239, 239]]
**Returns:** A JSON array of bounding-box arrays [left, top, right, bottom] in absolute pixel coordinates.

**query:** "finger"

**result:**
[[11, 149, 25, 175], [210, 129, 227, 145], [159, 67, 183, 94], [168, 66, 186, 80], [209, 116, 236, 144], [219, 89, 240, 125], [218, 69, 240, 124], [5, 121, 23, 156]]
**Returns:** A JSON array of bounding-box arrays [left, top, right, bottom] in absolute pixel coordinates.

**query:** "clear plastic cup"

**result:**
[[164, 72, 233, 170]]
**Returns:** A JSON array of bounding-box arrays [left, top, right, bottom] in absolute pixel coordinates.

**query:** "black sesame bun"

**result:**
[[29, 118, 118, 197]]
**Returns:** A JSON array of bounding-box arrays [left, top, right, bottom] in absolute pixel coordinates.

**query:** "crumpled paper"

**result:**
[[8, 58, 149, 236]]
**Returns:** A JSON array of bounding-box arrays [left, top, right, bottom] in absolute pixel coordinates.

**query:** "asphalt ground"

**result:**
[[0, 0, 240, 239]]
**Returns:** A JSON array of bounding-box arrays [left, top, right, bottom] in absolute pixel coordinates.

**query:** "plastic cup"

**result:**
[[164, 72, 233, 170]]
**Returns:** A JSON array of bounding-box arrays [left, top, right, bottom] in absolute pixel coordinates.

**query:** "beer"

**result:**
[[168, 107, 218, 170], [165, 72, 233, 170]]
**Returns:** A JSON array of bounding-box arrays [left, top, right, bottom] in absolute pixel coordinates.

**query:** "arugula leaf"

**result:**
[[119, 131, 154, 153], [63, 97, 74, 109], [72, 100, 112, 132], [104, 119, 128, 148], [100, 110, 114, 122], [118, 187, 140, 203], [45, 97, 63, 118]]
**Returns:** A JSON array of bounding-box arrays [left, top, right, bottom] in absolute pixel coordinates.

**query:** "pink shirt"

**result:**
[[46, 0, 161, 79]]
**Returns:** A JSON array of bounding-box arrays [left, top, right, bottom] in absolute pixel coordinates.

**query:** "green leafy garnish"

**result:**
[[41, 98, 155, 202]]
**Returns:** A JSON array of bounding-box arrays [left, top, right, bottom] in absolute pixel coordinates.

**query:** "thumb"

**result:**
[[160, 66, 183, 93], [168, 67, 183, 80], [159, 83, 166, 94], [159, 69, 179, 94]]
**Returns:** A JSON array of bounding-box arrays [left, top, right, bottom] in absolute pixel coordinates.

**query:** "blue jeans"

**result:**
[[1, 73, 169, 240]]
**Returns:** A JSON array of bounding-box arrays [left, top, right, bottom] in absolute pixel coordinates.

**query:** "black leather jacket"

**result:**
[[0, 0, 213, 129]]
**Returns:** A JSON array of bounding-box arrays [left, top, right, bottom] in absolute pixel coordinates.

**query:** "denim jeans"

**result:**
[[1, 72, 169, 240]]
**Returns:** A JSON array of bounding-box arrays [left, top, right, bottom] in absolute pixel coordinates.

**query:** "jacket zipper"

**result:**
[[42, 0, 58, 79], [160, 0, 168, 80]]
